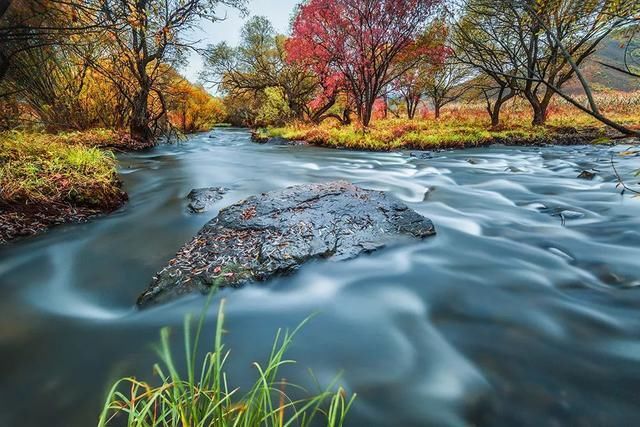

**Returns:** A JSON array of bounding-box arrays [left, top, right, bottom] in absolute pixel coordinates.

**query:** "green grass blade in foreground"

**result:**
[[98, 297, 355, 427]]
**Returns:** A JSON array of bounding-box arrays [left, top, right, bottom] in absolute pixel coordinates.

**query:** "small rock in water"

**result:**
[[537, 205, 586, 225], [557, 209, 585, 225], [423, 187, 435, 201], [466, 158, 481, 165], [250, 130, 269, 143], [577, 170, 597, 180], [187, 187, 228, 213], [505, 166, 525, 173], [139, 181, 436, 306], [410, 151, 434, 160]]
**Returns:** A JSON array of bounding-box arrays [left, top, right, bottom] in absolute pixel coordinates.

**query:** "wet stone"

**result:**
[[577, 170, 597, 180], [138, 181, 436, 307], [410, 151, 434, 160], [187, 187, 228, 213]]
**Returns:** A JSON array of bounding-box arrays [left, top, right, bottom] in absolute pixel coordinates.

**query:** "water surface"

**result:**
[[1, 128, 640, 426]]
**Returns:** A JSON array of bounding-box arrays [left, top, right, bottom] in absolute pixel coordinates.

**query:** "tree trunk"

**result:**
[[528, 97, 548, 126], [406, 97, 415, 119], [406, 95, 420, 120], [525, 91, 548, 126], [489, 96, 508, 128], [485, 85, 516, 129], [490, 106, 501, 128], [0, 51, 9, 87], [309, 95, 337, 124], [130, 86, 152, 142], [531, 106, 547, 126], [382, 94, 388, 119], [361, 101, 373, 127], [434, 103, 441, 119], [342, 108, 351, 125]]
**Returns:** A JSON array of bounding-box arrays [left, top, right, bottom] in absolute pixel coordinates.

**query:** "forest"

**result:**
[[1, 0, 640, 426]]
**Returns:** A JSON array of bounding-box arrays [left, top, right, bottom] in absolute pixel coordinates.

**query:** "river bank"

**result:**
[[0, 130, 145, 244], [258, 117, 640, 151]]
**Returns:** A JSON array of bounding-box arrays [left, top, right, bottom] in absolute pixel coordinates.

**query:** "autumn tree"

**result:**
[[0, 0, 110, 87], [93, 0, 245, 141], [287, 0, 442, 127], [453, 0, 637, 129], [526, 3, 640, 136], [2, 44, 95, 131], [389, 21, 457, 119], [166, 75, 225, 133], [424, 57, 471, 119]]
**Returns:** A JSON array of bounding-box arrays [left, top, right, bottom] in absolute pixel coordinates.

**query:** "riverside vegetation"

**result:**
[[99, 299, 355, 427], [0, 130, 127, 243], [259, 93, 640, 150]]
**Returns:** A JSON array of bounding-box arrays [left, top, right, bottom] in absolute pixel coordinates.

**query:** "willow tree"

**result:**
[[201, 16, 317, 124]]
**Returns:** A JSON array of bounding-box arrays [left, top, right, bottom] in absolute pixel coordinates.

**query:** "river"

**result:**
[[1, 128, 640, 426]]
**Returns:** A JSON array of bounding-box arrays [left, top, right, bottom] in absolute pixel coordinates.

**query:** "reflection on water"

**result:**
[[1, 128, 639, 426]]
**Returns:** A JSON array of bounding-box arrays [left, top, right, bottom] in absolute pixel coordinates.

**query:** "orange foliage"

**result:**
[[166, 77, 226, 133]]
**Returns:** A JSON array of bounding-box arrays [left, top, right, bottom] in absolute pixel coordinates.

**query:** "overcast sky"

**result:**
[[183, 0, 300, 84]]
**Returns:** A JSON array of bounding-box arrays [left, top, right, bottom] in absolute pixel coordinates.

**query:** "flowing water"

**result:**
[[1, 128, 640, 427]]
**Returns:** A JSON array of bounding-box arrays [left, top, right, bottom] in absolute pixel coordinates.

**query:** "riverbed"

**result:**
[[1, 128, 639, 426]]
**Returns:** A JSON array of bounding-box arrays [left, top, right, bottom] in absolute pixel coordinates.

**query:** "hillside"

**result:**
[[566, 33, 640, 93]]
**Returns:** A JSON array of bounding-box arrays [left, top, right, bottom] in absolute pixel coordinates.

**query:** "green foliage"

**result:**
[[0, 131, 124, 208], [202, 16, 316, 127], [99, 299, 355, 427], [257, 88, 294, 126]]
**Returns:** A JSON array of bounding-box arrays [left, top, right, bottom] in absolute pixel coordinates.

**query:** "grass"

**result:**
[[0, 130, 125, 208], [263, 118, 584, 151], [99, 299, 355, 427], [263, 91, 640, 151]]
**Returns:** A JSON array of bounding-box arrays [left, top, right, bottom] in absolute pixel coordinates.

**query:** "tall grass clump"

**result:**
[[0, 130, 125, 207], [98, 299, 355, 427]]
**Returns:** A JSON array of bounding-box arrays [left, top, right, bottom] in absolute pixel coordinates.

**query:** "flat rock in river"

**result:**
[[138, 181, 436, 306]]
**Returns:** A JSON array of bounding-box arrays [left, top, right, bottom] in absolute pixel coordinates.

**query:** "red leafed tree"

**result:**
[[392, 23, 450, 119], [287, 0, 442, 127]]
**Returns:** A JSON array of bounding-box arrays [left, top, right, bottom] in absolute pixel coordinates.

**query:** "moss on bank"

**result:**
[[261, 118, 614, 151], [0, 130, 129, 243]]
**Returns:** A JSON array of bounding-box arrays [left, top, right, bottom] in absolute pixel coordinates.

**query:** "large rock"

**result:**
[[138, 181, 435, 306]]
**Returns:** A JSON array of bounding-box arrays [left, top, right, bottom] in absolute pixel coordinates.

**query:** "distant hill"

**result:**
[[565, 33, 640, 94]]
